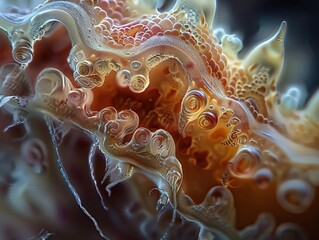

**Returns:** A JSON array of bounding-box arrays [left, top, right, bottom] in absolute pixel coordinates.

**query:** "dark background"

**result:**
[[216, 0, 319, 100]]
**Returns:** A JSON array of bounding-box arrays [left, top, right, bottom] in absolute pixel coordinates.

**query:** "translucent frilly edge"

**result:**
[[0, 0, 318, 239]]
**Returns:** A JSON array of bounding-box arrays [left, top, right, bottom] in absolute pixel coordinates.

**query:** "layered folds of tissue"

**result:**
[[0, 0, 318, 239]]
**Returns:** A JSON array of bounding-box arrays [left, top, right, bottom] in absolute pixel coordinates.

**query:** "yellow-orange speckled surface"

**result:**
[[0, 0, 318, 239]]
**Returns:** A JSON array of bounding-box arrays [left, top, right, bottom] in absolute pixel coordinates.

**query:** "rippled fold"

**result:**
[[0, 0, 318, 239]]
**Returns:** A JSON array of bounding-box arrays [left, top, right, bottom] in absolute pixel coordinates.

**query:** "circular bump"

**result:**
[[75, 76, 95, 88], [76, 60, 94, 76], [275, 223, 308, 240], [117, 109, 136, 121], [280, 87, 305, 111], [184, 90, 207, 114], [202, 186, 234, 218], [202, 186, 228, 207], [229, 117, 240, 126], [67, 89, 88, 108], [99, 106, 117, 123], [88, 74, 103, 87], [198, 111, 218, 130], [129, 74, 148, 93], [149, 132, 167, 155], [229, 146, 261, 179], [94, 59, 109, 74], [20, 138, 47, 174], [107, 121, 121, 136], [164, 156, 182, 190], [222, 34, 243, 55], [36, 69, 71, 99], [12, 39, 33, 65], [117, 110, 139, 135], [253, 168, 273, 189], [132, 128, 152, 147], [166, 168, 182, 190], [116, 70, 131, 87], [277, 179, 314, 214], [149, 130, 174, 159], [130, 61, 142, 70]]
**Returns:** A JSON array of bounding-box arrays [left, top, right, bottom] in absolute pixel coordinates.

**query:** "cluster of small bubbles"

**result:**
[[197, 111, 218, 130], [277, 179, 314, 214], [0, 0, 317, 239], [129, 74, 148, 93], [116, 69, 131, 87]]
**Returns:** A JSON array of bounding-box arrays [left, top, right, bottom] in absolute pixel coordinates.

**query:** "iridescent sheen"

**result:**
[[0, 0, 318, 239]]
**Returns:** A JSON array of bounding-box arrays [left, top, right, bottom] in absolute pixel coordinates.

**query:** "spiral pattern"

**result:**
[[166, 169, 182, 189], [94, 59, 109, 74], [132, 128, 152, 147], [116, 110, 139, 138], [116, 70, 131, 87], [76, 60, 94, 76], [149, 130, 170, 157], [229, 146, 261, 178], [183, 90, 207, 114], [150, 135, 165, 152], [198, 111, 218, 130], [107, 121, 121, 136], [98, 106, 117, 123], [67, 89, 86, 107], [35, 69, 71, 100], [13, 46, 33, 65], [75, 75, 95, 88], [129, 74, 148, 93], [12, 39, 33, 65], [118, 110, 136, 121]]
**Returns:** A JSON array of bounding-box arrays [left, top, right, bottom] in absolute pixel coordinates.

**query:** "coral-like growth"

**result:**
[[0, 0, 318, 239]]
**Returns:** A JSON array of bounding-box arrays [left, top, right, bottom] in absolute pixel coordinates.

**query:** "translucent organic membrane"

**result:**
[[0, 0, 318, 239]]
